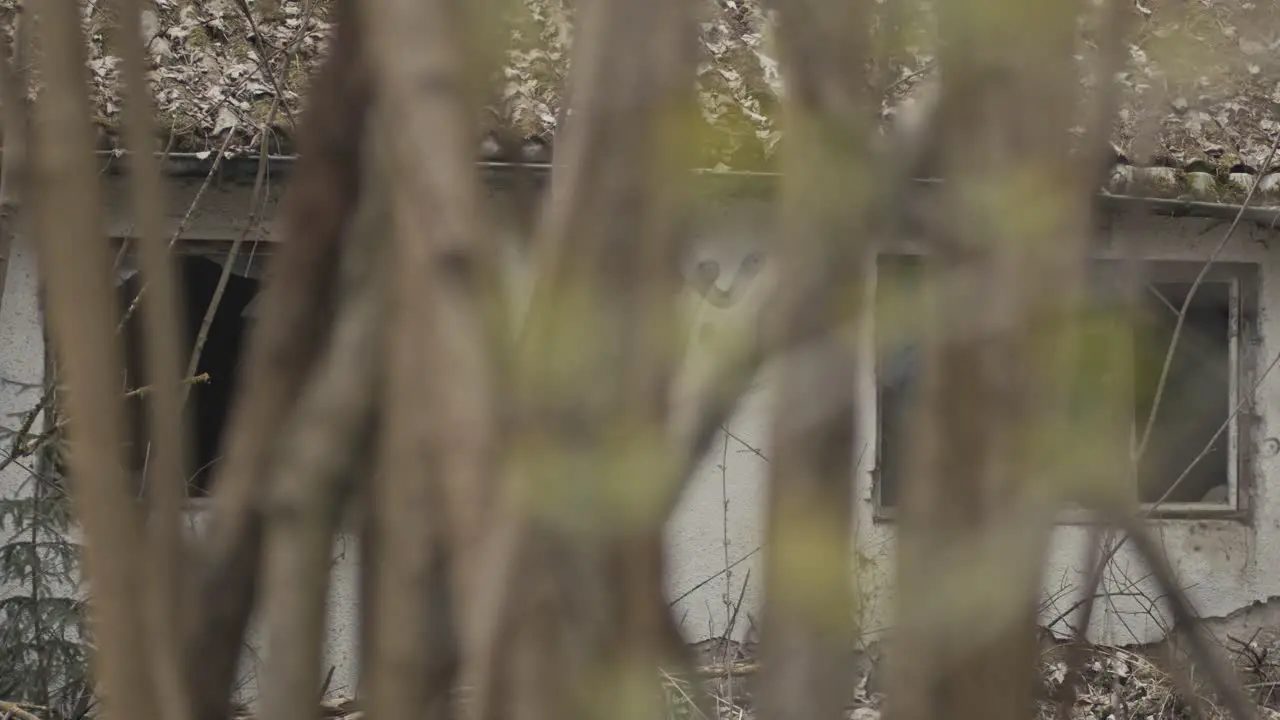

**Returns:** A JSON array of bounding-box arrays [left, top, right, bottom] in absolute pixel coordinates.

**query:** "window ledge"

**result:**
[[871, 505, 1248, 525]]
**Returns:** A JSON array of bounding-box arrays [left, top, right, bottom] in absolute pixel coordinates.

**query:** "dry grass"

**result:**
[[1039, 643, 1222, 720], [664, 641, 1269, 720], [2, 638, 1269, 720], [221, 642, 1276, 720]]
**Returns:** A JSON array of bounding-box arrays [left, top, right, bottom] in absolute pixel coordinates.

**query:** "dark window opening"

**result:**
[[875, 256, 1245, 513], [118, 254, 259, 497], [874, 254, 924, 511], [1132, 281, 1233, 504]]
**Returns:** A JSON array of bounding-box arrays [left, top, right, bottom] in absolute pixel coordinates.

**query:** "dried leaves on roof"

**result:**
[[2, 0, 1278, 170]]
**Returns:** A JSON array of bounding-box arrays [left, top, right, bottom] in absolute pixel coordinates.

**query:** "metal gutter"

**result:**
[[90, 150, 1280, 227]]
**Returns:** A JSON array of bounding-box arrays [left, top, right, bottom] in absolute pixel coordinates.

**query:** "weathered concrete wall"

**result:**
[[4, 175, 1280, 703], [686, 209, 1280, 652], [0, 232, 47, 547]]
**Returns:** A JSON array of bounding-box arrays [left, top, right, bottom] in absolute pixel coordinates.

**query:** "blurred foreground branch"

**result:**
[[27, 2, 1272, 720]]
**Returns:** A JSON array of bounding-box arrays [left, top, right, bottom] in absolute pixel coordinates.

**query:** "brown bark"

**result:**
[[27, 5, 1220, 720], [353, 0, 504, 716], [184, 1, 369, 717], [754, 0, 874, 716], [466, 0, 699, 717], [27, 0, 155, 718], [109, 0, 193, 716], [886, 2, 1094, 720], [257, 196, 383, 720]]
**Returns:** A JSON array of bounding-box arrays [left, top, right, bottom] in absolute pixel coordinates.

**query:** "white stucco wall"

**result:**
[[0, 230, 48, 547], [3, 176, 1280, 703], [675, 209, 1280, 651]]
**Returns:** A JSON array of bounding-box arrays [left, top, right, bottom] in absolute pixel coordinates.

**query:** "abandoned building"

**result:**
[[1, 0, 1280, 703]]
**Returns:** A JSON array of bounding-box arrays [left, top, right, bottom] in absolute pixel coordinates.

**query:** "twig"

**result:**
[[319, 666, 336, 701], [1110, 512, 1258, 720], [722, 426, 769, 463], [0, 700, 44, 720], [883, 59, 935, 95], [118, 127, 237, 332], [1055, 525, 1109, 720], [0, 374, 209, 479], [718, 429, 734, 667], [27, 0, 155, 716], [1052, 4, 1141, 706], [182, 0, 369, 715], [721, 567, 752, 703], [0, 125, 184, 470], [693, 661, 761, 679], [122, 374, 211, 400], [110, 0, 193, 714], [756, 3, 871, 719], [183, 119, 275, 399], [1133, 125, 1280, 463], [670, 545, 763, 607], [659, 669, 711, 720], [258, 200, 381, 720], [1080, 339, 1280, 618], [1072, 126, 1280, 684], [187, 3, 319, 146], [0, 375, 214, 471], [229, 0, 299, 129]]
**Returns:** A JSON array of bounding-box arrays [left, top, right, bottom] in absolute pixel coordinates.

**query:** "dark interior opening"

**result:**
[[874, 254, 924, 510], [118, 254, 259, 497], [1133, 281, 1232, 504], [874, 258, 1236, 511]]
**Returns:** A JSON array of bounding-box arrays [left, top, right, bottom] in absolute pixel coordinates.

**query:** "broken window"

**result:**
[[874, 255, 1255, 517], [117, 251, 261, 498]]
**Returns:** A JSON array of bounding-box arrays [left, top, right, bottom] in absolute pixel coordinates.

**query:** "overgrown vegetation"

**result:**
[[0, 386, 91, 718], [1, 1, 1280, 720]]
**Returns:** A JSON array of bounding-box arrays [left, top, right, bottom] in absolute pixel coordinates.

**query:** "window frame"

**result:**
[[869, 253, 1260, 524], [110, 238, 273, 509]]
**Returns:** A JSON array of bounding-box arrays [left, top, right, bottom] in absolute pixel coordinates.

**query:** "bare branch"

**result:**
[[183, 0, 369, 716], [752, 0, 875, 717], [466, 0, 701, 716], [354, 0, 505, 714], [108, 0, 193, 715], [1110, 512, 1258, 720], [886, 3, 1099, 720], [28, 0, 154, 717], [182, 136, 273, 399], [258, 184, 383, 720]]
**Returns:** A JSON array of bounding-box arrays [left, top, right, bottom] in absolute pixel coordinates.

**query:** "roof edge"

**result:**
[[86, 151, 1280, 228]]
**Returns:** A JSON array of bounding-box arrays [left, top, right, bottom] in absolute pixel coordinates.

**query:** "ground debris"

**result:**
[[7, 639, 1275, 720]]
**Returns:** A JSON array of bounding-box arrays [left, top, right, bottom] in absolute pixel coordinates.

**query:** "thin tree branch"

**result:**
[[464, 0, 703, 717], [355, 0, 505, 715], [182, 0, 369, 716], [258, 191, 383, 720], [27, 0, 154, 717], [753, 0, 873, 717], [182, 128, 273, 399], [230, 0, 299, 129], [117, 126, 237, 332], [1108, 512, 1257, 720], [1133, 126, 1280, 463], [109, 0, 192, 715]]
